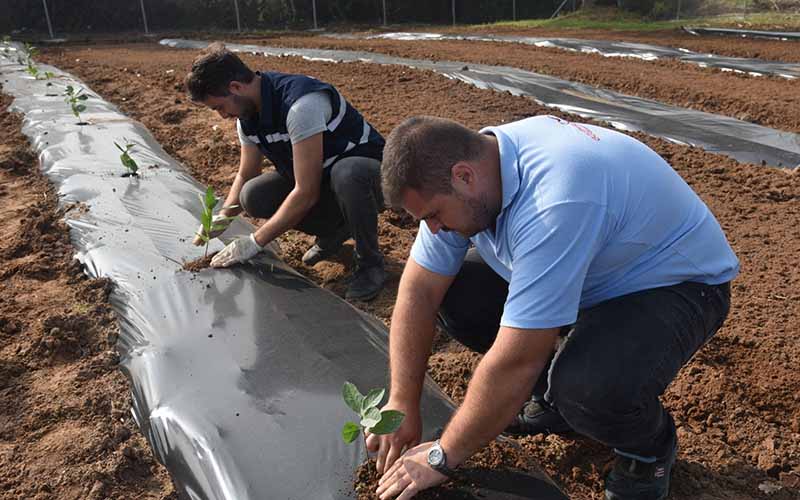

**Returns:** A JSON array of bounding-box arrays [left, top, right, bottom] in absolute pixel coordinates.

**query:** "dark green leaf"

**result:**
[[78, 94, 88, 100], [342, 382, 364, 413], [75, 104, 86, 112], [342, 422, 360, 444], [369, 410, 405, 435], [362, 388, 385, 412]]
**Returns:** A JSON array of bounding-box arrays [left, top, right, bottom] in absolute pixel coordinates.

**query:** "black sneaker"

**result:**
[[302, 226, 350, 266], [605, 438, 678, 500], [504, 398, 572, 436], [345, 265, 385, 301]]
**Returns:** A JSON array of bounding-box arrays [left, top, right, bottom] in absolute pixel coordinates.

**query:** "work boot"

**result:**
[[302, 226, 350, 266], [504, 397, 572, 436], [604, 436, 678, 500], [345, 264, 385, 301]]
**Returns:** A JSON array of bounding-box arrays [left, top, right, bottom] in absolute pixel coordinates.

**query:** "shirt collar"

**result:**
[[480, 126, 520, 213]]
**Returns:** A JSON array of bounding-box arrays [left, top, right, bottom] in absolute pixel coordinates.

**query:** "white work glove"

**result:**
[[210, 233, 263, 268], [192, 214, 233, 246]]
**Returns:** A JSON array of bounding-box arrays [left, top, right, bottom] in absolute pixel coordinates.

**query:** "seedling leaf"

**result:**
[[362, 388, 385, 413], [342, 381, 364, 413], [341, 422, 360, 444], [369, 410, 406, 435], [360, 407, 381, 429]]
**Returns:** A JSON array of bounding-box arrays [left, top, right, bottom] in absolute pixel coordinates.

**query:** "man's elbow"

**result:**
[[295, 187, 320, 212]]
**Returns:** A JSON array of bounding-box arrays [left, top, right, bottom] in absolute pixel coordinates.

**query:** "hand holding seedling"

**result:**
[[193, 186, 237, 254], [114, 140, 139, 177], [209, 234, 263, 268], [63, 85, 88, 122], [341, 382, 405, 446]]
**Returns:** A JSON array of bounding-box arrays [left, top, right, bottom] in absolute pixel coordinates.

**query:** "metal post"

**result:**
[[452, 0, 456, 26], [382, 0, 387, 26], [233, 0, 242, 32], [676, 0, 681, 20], [139, 0, 149, 34], [41, 0, 54, 39], [312, 0, 318, 29], [513, 0, 516, 21], [550, 0, 570, 19]]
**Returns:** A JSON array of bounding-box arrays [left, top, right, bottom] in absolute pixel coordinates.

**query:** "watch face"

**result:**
[[428, 447, 444, 466]]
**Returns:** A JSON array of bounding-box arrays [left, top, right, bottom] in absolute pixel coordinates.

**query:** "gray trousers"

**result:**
[[239, 156, 384, 268]]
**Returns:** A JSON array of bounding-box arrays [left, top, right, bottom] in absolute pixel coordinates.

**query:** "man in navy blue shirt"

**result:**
[[185, 43, 386, 301], [369, 116, 738, 500]]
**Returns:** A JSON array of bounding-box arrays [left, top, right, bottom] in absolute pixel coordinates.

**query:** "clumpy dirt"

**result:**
[[182, 252, 216, 272], [0, 92, 175, 498], [34, 42, 800, 499]]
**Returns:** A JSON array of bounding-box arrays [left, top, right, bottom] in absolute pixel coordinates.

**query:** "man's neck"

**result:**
[[252, 74, 262, 113], [483, 134, 504, 217]]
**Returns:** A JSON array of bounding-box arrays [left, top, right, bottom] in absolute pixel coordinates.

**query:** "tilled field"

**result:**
[[0, 93, 175, 498], [235, 33, 800, 136], [20, 40, 800, 499]]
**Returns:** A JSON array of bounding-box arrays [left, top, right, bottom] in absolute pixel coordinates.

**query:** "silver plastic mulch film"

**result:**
[[337, 31, 800, 80], [0, 42, 565, 500], [683, 26, 800, 41], [160, 38, 800, 169]]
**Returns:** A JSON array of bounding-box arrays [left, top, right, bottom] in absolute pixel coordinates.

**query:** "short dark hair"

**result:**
[[381, 116, 485, 208], [184, 42, 255, 102]]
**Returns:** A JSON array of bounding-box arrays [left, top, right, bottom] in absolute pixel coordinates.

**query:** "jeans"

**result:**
[[239, 156, 384, 268], [438, 249, 732, 458]]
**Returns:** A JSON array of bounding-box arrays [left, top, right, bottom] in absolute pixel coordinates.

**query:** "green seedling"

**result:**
[[196, 186, 236, 257], [63, 85, 89, 123], [341, 382, 405, 445], [114, 140, 139, 177]]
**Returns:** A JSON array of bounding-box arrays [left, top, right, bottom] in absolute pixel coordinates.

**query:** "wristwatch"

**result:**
[[427, 439, 454, 475]]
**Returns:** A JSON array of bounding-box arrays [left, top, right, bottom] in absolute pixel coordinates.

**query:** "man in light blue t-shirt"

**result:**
[[368, 116, 738, 500]]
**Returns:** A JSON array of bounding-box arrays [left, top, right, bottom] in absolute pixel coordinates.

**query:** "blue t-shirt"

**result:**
[[410, 116, 740, 329]]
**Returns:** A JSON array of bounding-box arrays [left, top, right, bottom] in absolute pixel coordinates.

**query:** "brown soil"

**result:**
[[0, 93, 175, 498], [444, 26, 800, 64], [354, 440, 554, 499], [237, 34, 800, 135], [182, 253, 216, 272], [33, 43, 800, 499]]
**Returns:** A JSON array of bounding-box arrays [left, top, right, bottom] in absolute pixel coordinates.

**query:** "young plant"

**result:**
[[341, 382, 405, 446], [63, 85, 88, 122], [114, 140, 139, 177], [195, 186, 236, 258]]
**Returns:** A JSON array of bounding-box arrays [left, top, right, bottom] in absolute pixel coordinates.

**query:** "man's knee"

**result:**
[[238, 178, 257, 215], [330, 157, 380, 198], [547, 350, 641, 424]]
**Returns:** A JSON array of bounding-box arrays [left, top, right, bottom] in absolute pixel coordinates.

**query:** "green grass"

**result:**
[[466, 6, 800, 32]]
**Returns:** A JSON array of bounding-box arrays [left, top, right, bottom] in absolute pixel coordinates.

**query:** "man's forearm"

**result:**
[[220, 173, 247, 216], [388, 275, 439, 407], [440, 328, 558, 467], [252, 188, 316, 247]]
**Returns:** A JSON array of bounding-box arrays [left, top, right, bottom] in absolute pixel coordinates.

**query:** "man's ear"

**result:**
[[228, 80, 245, 95], [451, 162, 474, 189]]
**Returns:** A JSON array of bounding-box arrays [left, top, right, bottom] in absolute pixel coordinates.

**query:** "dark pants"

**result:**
[[438, 249, 732, 458], [239, 156, 384, 268]]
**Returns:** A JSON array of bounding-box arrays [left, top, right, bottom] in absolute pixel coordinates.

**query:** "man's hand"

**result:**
[[375, 441, 447, 500], [192, 214, 233, 246], [210, 234, 262, 268], [366, 402, 422, 475]]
